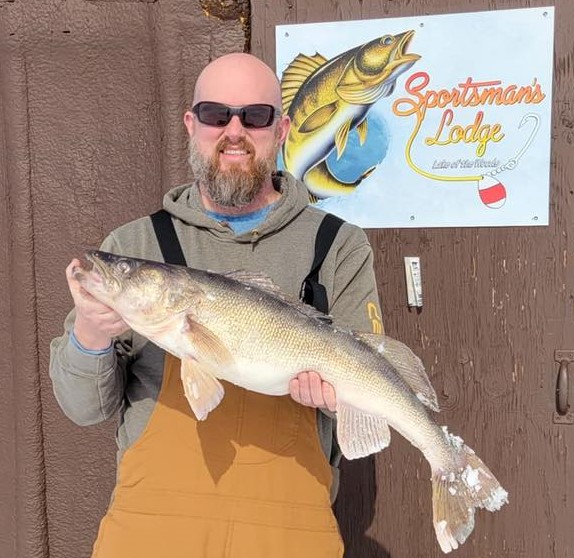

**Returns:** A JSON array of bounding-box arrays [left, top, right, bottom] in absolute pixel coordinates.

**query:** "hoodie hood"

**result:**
[[163, 172, 310, 243]]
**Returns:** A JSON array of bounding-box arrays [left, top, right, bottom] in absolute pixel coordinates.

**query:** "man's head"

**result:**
[[184, 53, 290, 209]]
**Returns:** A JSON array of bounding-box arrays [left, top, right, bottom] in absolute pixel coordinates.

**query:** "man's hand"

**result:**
[[289, 371, 337, 412], [66, 259, 129, 350]]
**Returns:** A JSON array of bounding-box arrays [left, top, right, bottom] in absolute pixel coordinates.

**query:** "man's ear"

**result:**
[[184, 111, 195, 136], [277, 115, 291, 145]]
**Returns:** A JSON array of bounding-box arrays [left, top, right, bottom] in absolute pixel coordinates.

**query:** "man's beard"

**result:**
[[188, 136, 279, 208]]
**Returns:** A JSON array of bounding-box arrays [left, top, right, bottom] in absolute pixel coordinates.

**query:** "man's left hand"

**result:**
[[289, 371, 337, 412]]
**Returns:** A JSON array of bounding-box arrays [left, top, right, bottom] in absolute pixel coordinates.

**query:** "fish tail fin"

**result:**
[[431, 439, 508, 553], [305, 161, 375, 199]]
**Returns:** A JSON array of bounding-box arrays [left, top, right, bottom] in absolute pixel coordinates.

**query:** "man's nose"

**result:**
[[223, 114, 246, 139]]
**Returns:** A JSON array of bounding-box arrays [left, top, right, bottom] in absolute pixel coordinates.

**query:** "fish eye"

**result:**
[[117, 261, 131, 274], [381, 35, 394, 46]]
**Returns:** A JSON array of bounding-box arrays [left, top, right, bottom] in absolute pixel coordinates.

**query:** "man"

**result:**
[[50, 53, 382, 558]]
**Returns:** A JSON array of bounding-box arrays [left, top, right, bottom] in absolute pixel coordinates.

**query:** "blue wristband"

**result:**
[[70, 329, 114, 356]]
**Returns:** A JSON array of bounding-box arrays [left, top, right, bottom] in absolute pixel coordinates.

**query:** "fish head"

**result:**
[[356, 31, 420, 82], [73, 251, 201, 323], [337, 31, 420, 103]]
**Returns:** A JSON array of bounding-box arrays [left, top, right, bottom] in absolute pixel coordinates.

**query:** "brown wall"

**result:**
[[0, 2, 246, 556], [2, 1, 573, 557]]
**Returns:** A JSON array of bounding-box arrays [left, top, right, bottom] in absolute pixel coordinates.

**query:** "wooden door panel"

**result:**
[[253, 0, 574, 556]]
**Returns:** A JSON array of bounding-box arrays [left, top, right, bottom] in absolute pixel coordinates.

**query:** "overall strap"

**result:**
[[150, 209, 187, 266], [150, 208, 343, 313], [300, 213, 344, 314]]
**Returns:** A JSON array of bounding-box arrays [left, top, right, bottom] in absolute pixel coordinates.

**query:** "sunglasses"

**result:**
[[191, 102, 280, 129]]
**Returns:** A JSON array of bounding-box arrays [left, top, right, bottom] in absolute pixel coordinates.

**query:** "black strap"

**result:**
[[150, 208, 342, 314], [300, 213, 344, 313], [150, 209, 187, 266], [301, 213, 345, 468]]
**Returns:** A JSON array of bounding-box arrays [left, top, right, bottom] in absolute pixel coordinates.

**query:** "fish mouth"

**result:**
[[392, 30, 420, 67], [71, 253, 94, 282], [86, 250, 104, 273], [72, 251, 109, 286]]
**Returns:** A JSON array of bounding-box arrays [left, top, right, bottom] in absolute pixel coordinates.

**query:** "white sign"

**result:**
[[276, 7, 554, 228]]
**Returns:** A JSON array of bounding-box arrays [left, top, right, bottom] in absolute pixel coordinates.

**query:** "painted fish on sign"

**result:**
[[281, 32, 420, 200]]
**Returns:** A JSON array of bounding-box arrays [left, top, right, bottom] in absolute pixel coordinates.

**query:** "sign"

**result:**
[[276, 7, 555, 228]]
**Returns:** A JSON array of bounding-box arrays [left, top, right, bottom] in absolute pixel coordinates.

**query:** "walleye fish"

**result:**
[[281, 32, 420, 199], [73, 250, 508, 553]]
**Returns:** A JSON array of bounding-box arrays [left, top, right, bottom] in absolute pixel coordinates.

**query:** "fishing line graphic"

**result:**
[[400, 111, 541, 208]]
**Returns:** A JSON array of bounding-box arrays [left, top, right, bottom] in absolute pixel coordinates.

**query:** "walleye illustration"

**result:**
[[73, 251, 508, 554], [281, 31, 420, 200]]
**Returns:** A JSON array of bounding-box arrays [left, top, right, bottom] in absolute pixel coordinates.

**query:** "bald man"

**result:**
[[50, 53, 383, 558]]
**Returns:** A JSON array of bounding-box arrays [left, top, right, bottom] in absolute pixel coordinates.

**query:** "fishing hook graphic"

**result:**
[[484, 113, 541, 177]]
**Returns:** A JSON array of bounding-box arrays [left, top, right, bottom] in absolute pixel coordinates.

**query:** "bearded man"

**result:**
[[49, 53, 383, 558]]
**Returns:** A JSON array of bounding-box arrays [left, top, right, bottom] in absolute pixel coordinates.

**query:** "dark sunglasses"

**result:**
[[191, 102, 280, 129]]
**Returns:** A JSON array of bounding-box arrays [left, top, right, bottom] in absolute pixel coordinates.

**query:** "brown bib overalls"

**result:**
[[91, 353, 344, 557]]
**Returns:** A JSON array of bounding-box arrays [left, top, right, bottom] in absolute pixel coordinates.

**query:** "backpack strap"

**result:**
[[300, 213, 345, 314], [150, 209, 187, 266]]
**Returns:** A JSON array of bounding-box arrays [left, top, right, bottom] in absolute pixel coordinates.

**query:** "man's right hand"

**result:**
[[66, 259, 130, 351]]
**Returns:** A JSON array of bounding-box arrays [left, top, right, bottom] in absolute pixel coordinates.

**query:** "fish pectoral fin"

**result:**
[[299, 102, 338, 134], [337, 79, 394, 104], [335, 119, 353, 159], [336, 404, 391, 459], [355, 333, 439, 412], [180, 358, 225, 421], [357, 118, 368, 146], [184, 317, 236, 370], [180, 317, 234, 420]]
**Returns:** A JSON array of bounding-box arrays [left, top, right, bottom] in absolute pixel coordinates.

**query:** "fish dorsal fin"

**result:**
[[281, 52, 328, 113], [299, 102, 338, 134], [224, 270, 283, 295], [224, 270, 333, 324], [357, 118, 368, 146], [335, 118, 353, 159], [355, 333, 440, 411]]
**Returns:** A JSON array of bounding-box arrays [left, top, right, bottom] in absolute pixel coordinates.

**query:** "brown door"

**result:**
[[253, 0, 574, 556]]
